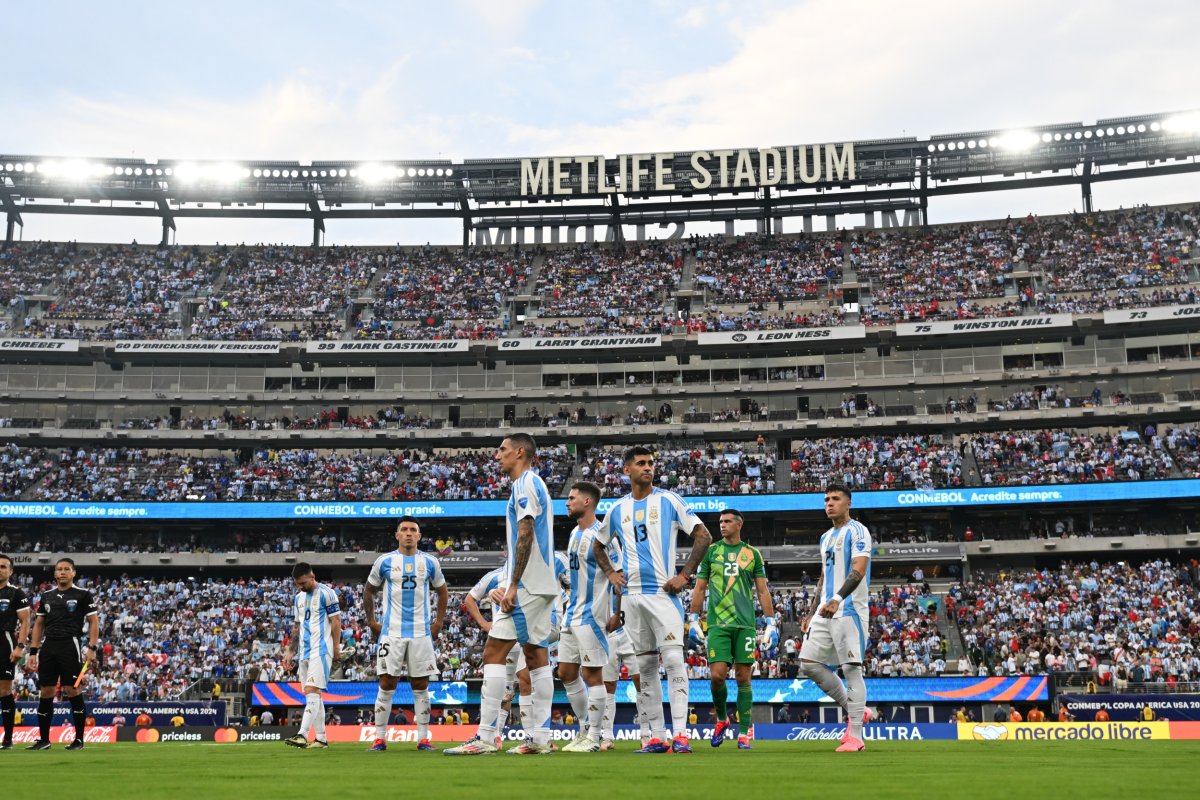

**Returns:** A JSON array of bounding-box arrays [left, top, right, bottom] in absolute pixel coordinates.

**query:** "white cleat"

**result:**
[[443, 736, 499, 756], [508, 741, 553, 755], [562, 735, 601, 753]]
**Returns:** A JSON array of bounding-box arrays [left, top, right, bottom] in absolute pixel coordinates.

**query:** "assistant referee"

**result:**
[[0, 553, 33, 749], [26, 558, 99, 751]]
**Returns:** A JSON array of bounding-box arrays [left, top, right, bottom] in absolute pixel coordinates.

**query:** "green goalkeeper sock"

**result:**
[[712, 680, 728, 719], [737, 686, 753, 736]]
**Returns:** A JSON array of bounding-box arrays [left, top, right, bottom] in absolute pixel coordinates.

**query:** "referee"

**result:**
[[0, 553, 32, 749], [26, 558, 98, 751]]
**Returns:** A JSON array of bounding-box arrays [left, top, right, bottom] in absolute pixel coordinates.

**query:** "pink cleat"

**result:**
[[835, 736, 865, 752], [841, 708, 873, 744]]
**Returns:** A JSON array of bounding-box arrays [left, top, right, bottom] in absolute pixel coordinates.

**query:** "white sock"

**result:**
[[496, 703, 510, 735], [563, 677, 588, 728], [602, 688, 616, 740], [586, 684, 607, 741], [311, 695, 326, 741], [477, 663, 506, 738], [519, 693, 531, 737], [299, 694, 315, 737], [529, 665, 553, 748], [800, 661, 848, 711], [661, 646, 688, 736], [413, 688, 431, 741], [635, 654, 666, 741], [374, 687, 395, 740], [844, 664, 866, 740]]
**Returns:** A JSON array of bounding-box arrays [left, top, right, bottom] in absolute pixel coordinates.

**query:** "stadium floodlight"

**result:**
[[174, 162, 201, 183], [1096, 129, 1105, 138], [1137, 124, 1147, 133], [994, 130, 1040, 151], [445, 168, 453, 176], [1162, 112, 1200, 134], [1041, 133, 1052, 142], [407, 167, 417, 177], [359, 163, 395, 184]]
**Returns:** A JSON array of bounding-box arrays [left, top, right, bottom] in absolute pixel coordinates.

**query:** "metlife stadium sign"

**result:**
[[3, 480, 1200, 520]]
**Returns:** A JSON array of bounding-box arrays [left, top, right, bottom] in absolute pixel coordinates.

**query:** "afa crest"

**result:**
[[634, 509, 645, 523]]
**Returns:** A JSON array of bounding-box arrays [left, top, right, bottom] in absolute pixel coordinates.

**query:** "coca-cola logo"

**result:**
[[10, 727, 116, 744]]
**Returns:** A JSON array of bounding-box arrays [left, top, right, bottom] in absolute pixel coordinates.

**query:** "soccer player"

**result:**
[[282, 562, 341, 749], [690, 509, 773, 750], [363, 516, 449, 752], [25, 558, 98, 751], [446, 433, 557, 756], [464, 564, 519, 748], [559, 481, 619, 753], [799, 484, 873, 752], [0, 554, 32, 750], [593, 445, 713, 754]]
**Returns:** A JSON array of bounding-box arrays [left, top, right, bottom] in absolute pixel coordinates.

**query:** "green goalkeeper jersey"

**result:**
[[697, 540, 766, 628]]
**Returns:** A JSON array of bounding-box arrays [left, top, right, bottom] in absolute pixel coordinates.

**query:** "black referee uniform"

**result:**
[[1, 584, 30, 747], [30, 585, 97, 749], [0, 584, 30, 681], [34, 586, 96, 688]]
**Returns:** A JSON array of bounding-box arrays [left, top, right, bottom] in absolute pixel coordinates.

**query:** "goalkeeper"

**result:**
[[689, 509, 773, 750]]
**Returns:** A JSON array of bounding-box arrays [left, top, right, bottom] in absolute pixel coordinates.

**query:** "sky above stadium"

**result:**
[[6, 0, 1199, 244]]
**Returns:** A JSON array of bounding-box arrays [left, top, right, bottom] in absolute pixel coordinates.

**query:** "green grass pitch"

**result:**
[[7, 741, 1197, 799]]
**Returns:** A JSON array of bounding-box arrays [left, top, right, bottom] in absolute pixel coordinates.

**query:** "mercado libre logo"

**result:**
[[136, 729, 161, 743]]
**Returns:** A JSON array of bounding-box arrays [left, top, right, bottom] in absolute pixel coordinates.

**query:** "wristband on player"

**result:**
[[28, 647, 39, 655], [832, 594, 845, 605]]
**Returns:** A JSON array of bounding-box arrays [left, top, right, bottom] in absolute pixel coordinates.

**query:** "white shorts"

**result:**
[[558, 623, 610, 668], [491, 589, 555, 647], [624, 593, 686, 653], [603, 628, 639, 682], [298, 654, 332, 690], [377, 636, 438, 679], [799, 615, 867, 666]]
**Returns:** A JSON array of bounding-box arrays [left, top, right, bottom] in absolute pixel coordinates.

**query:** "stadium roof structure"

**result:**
[[2, 109, 1199, 247]]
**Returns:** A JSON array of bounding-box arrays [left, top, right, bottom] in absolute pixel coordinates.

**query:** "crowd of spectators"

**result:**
[[390, 445, 572, 501], [0, 241, 73, 308], [8, 447, 403, 502], [969, 427, 1193, 484], [582, 442, 777, 497], [949, 558, 1200, 682], [693, 235, 843, 303], [533, 242, 687, 319], [789, 435, 964, 491]]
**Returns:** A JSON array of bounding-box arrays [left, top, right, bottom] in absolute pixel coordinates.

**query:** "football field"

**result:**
[[8, 741, 1197, 799]]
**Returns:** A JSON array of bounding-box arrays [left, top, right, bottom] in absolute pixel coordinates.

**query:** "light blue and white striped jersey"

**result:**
[[468, 567, 506, 612], [294, 583, 341, 660], [505, 469, 557, 596], [564, 521, 621, 630], [596, 488, 702, 595], [820, 519, 872, 622], [367, 550, 446, 638]]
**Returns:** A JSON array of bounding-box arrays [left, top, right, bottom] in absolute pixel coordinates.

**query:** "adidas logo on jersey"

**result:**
[[665, 633, 676, 641], [583, 655, 591, 663]]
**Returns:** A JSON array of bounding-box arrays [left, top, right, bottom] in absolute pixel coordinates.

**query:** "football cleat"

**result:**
[[710, 719, 729, 747], [835, 736, 866, 752], [306, 740, 328, 749], [0, 742, 13, 751], [367, 738, 387, 752], [25, 740, 51, 751], [508, 741, 552, 755], [416, 739, 437, 751], [737, 736, 752, 750], [599, 739, 615, 751], [841, 709, 874, 744], [671, 735, 692, 754], [284, 734, 309, 748], [562, 735, 600, 753], [64, 740, 85, 752], [444, 736, 499, 756], [634, 738, 670, 754], [494, 735, 504, 750]]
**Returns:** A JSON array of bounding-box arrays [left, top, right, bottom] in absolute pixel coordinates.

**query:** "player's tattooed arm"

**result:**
[[510, 516, 535, 583], [593, 539, 626, 591], [835, 567, 866, 600], [682, 522, 713, 578]]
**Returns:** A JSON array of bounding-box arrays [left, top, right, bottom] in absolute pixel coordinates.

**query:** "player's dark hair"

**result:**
[[824, 483, 852, 499], [0, 553, 12, 568], [397, 515, 421, 530], [55, 557, 76, 569], [720, 508, 744, 522], [623, 445, 654, 464], [505, 432, 537, 460], [571, 481, 602, 505], [291, 562, 314, 579]]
